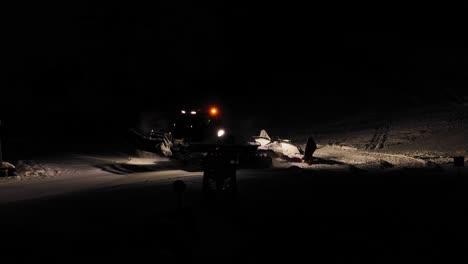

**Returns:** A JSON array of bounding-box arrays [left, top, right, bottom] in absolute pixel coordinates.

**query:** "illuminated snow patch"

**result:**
[[126, 157, 170, 165]]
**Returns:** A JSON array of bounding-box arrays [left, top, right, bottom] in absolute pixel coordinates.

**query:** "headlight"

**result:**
[[217, 129, 225, 137]]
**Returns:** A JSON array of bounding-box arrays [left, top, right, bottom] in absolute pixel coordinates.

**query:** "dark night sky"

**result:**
[[3, 1, 468, 141]]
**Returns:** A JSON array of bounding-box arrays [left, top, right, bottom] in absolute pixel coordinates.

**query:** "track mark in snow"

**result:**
[[366, 124, 390, 150]]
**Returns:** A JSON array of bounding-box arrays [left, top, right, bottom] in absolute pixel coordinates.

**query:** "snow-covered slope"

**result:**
[[310, 104, 468, 161]]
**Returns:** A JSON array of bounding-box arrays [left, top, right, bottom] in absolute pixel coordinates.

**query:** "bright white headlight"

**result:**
[[191, 111, 196, 115], [181, 110, 186, 114], [217, 129, 225, 137]]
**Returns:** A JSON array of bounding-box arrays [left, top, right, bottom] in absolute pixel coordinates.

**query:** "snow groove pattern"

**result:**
[[366, 124, 390, 150]]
